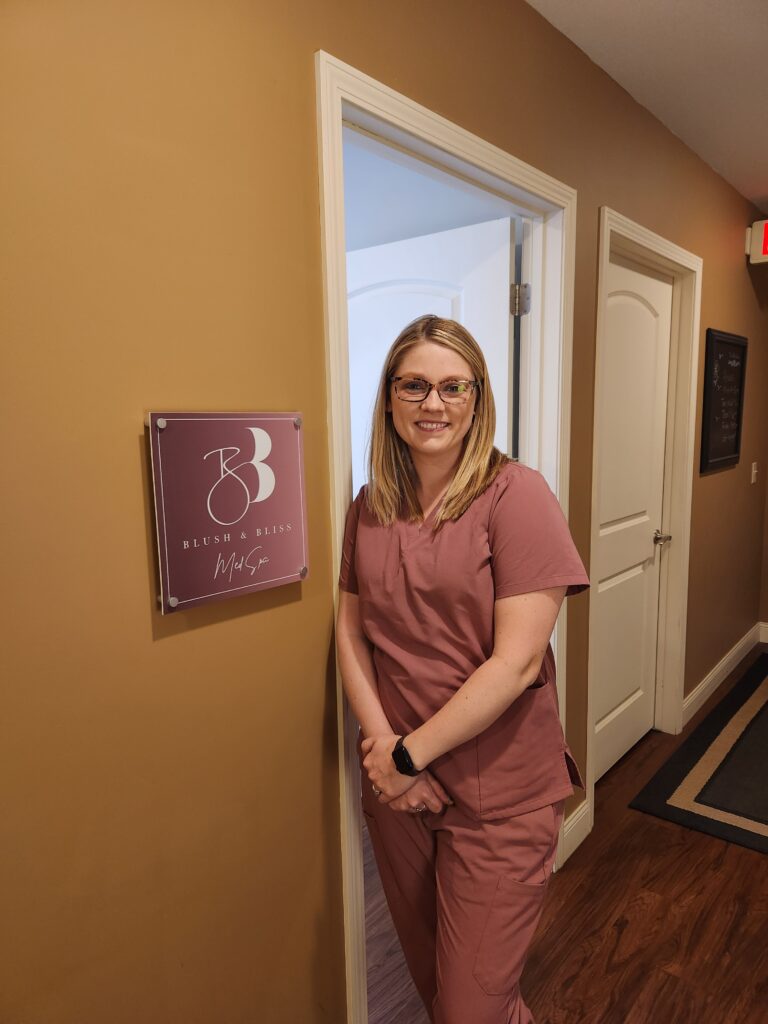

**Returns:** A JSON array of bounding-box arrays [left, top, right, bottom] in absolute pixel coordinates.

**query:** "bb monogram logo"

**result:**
[[203, 427, 276, 526]]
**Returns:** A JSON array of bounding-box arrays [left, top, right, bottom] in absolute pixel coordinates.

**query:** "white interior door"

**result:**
[[346, 217, 515, 491], [593, 255, 673, 781]]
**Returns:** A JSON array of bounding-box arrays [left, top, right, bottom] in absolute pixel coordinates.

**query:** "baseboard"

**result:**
[[556, 796, 591, 869], [682, 623, 762, 726]]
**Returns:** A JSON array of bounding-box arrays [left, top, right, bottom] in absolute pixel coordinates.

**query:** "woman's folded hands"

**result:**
[[362, 733, 453, 813]]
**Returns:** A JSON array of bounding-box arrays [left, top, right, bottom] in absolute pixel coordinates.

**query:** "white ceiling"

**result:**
[[525, 0, 768, 214], [343, 127, 521, 251]]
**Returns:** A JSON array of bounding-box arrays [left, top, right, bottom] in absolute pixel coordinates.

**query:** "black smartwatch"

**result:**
[[392, 736, 419, 777]]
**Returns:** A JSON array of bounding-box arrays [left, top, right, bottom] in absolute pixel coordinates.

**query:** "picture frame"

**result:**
[[700, 329, 747, 473]]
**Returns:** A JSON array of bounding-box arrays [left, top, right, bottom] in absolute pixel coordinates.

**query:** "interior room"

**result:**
[[2, 1, 767, 1022]]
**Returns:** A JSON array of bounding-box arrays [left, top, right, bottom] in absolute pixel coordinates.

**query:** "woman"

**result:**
[[336, 315, 589, 1024]]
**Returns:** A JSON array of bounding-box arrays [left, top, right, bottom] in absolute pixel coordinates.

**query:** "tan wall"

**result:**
[[685, 257, 768, 684], [763, 486, 768, 620], [2, 1, 767, 1021], [761, 378, 768, 620]]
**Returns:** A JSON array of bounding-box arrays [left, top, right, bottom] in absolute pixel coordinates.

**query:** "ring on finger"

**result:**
[[372, 784, 381, 796]]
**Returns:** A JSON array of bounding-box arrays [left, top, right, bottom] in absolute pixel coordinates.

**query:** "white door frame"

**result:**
[[586, 207, 703, 830], [315, 50, 578, 1024]]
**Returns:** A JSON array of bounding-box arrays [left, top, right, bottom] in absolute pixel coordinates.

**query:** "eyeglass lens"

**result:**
[[395, 378, 475, 403]]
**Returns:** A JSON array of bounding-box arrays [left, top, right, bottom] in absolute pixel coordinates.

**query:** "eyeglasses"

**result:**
[[389, 376, 481, 404]]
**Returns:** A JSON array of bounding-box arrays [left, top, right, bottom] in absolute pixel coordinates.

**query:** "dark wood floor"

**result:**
[[365, 645, 768, 1023]]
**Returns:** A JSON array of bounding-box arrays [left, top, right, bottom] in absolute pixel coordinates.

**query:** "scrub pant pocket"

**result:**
[[472, 873, 548, 995]]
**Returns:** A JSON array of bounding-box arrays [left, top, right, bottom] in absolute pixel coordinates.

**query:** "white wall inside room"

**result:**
[[343, 126, 521, 251], [344, 126, 524, 490]]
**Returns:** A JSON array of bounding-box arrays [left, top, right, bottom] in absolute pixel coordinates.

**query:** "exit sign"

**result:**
[[746, 219, 768, 263]]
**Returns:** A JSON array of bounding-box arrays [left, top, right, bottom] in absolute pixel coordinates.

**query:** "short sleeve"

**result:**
[[338, 487, 365, 594], [488, 467, 590, 600]]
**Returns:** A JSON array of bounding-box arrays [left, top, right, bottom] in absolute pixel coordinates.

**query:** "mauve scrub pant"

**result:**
[[362, 782, 565, 1024]]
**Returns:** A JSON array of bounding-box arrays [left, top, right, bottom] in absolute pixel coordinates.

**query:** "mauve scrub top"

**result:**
[[339, 461, 590, 820]]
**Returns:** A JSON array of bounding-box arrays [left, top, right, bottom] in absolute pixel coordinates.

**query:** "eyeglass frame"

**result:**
[[388, 375, 482, 404]]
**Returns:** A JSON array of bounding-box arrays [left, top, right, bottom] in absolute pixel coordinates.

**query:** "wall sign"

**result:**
[[700, 330, 748, 473], [148, 412, 308, 613]]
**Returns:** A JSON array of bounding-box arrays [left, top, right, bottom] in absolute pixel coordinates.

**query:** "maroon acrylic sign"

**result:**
[[148, 412, 308, 613]]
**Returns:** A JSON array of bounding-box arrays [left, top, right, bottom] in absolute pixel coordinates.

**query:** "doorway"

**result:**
[[344, 124, 526, 489], [587, 207, 703, 830], [317, 50, 580, 1024], [344, 124, 526, 1024]]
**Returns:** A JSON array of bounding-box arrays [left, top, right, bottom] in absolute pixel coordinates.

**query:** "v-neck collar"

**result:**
[[399, 502, 439, 552]]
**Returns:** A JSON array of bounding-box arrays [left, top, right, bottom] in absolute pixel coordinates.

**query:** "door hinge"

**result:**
[[511, 282, 531, 317]]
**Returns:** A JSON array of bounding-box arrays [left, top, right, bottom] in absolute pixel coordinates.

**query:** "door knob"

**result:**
[[653, 529, 672, 546]]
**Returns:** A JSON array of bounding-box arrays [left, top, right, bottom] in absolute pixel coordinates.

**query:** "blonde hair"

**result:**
[[366, 314, 511, 527]]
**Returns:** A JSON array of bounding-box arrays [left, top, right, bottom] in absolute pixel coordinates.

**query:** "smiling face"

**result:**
[[387, 341, 477, 467]]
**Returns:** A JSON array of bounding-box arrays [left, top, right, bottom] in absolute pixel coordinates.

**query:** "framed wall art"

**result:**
[[700, 330, 747, 473]]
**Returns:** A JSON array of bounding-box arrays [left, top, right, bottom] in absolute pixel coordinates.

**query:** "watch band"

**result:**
[[392, 736, 419, 777]]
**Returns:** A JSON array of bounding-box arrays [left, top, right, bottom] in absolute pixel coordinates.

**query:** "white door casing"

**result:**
[[316, 50, 579, 1024], [347, 217, 515, 490], [592, 257, 673, 780]]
